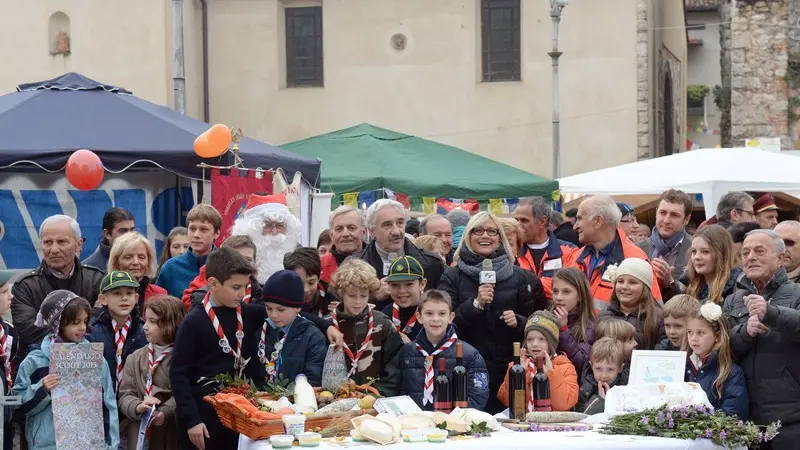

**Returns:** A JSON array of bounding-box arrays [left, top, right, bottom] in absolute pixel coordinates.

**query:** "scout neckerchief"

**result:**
[[332, 309, 374, 377], [0, 325, 11, 392], [203, 294, 247, 376], [260, 321, 290, 381], [112, 317, 132, 389], [146, 343, 173, 396], [317, 285, 327, 317], [391, 303, 417, 335], [416, 333, 458, 405], [242, 282, 252, 304]]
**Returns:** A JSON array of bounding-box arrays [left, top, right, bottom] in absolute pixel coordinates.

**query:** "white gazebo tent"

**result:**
[[557, 147, 800, 215]]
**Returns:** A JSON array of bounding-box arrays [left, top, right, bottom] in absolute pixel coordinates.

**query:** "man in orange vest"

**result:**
[[562, 195, 662, 312], [514, 197, 575, 298]]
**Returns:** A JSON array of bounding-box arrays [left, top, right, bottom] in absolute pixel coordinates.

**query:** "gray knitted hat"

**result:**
[[35, 289, 82, 334], [446, 208, 471, 228]]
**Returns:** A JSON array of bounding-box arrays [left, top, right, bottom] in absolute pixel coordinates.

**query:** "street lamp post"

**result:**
[[549, 0, 568, 179]]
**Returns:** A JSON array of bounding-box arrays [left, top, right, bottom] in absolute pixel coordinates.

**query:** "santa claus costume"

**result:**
[[229, 193, 302, 284]]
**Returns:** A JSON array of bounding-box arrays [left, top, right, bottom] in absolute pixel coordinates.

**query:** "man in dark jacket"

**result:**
[[12, 215, 104, 362], [82, 207, 135, 271], [723, 229, 800, 449], [358, 200, 445, 310], [551, 210, 580, 246], [638, 189, 693, 294]]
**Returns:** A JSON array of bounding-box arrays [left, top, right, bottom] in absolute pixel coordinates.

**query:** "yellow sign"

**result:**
[[422, 197, 436, 214], [342, 192, 358, 208], [489, 199, 503, 215]]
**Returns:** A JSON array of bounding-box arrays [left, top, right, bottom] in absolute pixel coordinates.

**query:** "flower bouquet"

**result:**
[[601, 404, 780, 448]]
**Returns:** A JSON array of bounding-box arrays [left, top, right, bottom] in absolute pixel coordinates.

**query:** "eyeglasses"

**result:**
[[263, 221, 287, 231], [471, 228, 499, 237], [735, 208, 755, 217]]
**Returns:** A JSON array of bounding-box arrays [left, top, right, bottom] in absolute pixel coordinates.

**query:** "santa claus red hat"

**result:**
[[243, 193, 289, 218]]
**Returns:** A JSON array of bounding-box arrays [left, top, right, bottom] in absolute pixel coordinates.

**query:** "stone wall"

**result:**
[[729, 0, 791, 147], [719, 1, 732, 147], [637, 0, 651, 159]]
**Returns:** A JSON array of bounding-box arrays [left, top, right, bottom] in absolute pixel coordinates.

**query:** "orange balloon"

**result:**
[[194, 133, 217, 158], [207, 124, 232, 157], [66, 149, 104, 190]]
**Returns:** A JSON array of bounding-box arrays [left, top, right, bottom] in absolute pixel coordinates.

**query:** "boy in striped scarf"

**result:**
[[398, 290, 488, 410]]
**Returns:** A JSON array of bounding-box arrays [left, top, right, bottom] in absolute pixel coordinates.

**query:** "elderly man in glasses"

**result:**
[[229, 193, 301, 283], [774, 220, 800, 283]]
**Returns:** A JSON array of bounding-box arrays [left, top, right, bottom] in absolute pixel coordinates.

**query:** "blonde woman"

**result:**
[[108, 232, 167, 310], [437, 211, 546, 414], [498, 217, 524, 260]]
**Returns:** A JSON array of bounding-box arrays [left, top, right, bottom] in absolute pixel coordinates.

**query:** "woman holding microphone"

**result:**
[[438, 212, 545, 413]]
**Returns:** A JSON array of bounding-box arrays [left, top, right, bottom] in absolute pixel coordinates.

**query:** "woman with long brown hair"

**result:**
[[663, 225, 740, 304], [550, 268, 597, 372]]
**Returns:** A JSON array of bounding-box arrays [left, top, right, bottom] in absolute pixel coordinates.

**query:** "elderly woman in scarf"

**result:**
[[437, 212, 545, 414]]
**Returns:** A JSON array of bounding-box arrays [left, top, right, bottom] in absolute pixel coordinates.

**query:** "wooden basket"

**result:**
[[204, 395, 374, 441]]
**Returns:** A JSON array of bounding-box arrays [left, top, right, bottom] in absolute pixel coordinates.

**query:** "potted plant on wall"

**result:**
[[687, 85, 709, 116]]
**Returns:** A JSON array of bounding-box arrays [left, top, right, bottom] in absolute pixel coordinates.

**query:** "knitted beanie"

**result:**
[[35, 289, 81, 335], [613, 258, 654, 290], [524, 310, 560, 355], [261, 270, 305, 308]]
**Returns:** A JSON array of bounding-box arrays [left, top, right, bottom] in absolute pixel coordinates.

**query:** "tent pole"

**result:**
[[172, 0, 186, 115]]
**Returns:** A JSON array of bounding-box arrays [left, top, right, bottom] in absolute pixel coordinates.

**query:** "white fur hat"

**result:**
[[243, 193, 289, 219]]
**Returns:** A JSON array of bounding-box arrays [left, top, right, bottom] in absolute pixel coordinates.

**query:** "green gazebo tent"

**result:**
[[282, 123, 558, 201]]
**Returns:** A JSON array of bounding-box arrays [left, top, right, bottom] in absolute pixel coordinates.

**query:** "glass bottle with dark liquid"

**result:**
[[434, 357, 452, 413], [532, 356, 552, 411], [451, 343, 469, 408], [508, 342, 526, 420]]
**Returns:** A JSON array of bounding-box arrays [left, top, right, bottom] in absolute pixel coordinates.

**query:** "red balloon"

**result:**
[[66, 149, 104, 190]]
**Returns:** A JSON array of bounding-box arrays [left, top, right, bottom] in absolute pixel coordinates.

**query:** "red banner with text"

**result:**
[[211, 168, 273, 245]]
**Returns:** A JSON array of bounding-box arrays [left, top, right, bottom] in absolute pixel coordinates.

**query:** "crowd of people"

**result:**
[[0, 188, 797, 450]]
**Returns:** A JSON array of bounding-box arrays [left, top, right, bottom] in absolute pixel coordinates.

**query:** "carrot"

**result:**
[[355, 384, 381, 396]]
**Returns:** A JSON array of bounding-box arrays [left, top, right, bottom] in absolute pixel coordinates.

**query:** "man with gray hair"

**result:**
[[12, 214, 104, 361], [356, 199, 445, 309], [514, 197, 575, 298], [774, 220, 800, 282], [724, 229, 800, 448], [702, 191, 756, 229], [563, 195, 662, 310], [320, 205, 366, 284]]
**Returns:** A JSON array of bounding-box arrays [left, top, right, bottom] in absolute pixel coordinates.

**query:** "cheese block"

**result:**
[[431, 411, 470, 434], [357, 419, 395, 445], [375, 413, 402, 438], [398, 414, 437, 430], [454, 409, 500, 431]]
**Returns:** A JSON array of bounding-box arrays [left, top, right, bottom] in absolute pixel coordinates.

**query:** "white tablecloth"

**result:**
[[238, 428, 730, 450]]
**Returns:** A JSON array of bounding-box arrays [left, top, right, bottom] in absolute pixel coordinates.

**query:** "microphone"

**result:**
[[480, 259, 496, 330]]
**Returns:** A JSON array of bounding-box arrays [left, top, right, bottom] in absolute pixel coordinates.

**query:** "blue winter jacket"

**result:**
[[264, 316, 327, 386], [156, 247, 210, 298], [399, 324, 489, 411], [86, 308, 147, 391], [684, 351, 749, 419], [13, 335, 120, 450]]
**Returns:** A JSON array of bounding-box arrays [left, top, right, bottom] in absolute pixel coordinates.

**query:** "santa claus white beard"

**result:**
[[251, 232, 298, 284]]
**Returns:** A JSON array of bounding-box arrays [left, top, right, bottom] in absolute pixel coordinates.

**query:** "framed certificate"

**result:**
[[629, 350, 687, 386]]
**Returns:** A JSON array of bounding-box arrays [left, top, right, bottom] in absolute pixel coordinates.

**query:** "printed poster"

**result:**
[[49, 342, 106, 450]]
